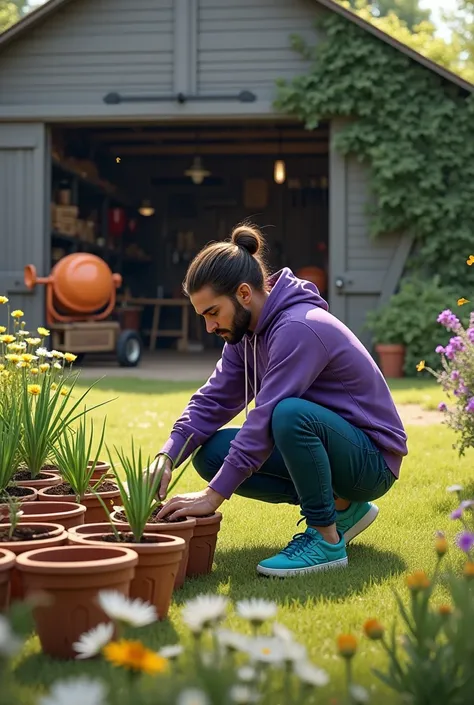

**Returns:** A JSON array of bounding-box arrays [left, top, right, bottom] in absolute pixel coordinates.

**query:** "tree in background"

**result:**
[[0, 0, 36, 33], [447, 1, 474, 67], [348, 0, 431, 29]]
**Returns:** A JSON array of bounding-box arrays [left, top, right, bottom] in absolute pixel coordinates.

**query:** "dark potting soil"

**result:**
[[42, 465, 59, 472], [44, 481, 118, 496], [13, 470, 51, 482], [0, 486, 35, 499], [94, 533, 160, 544], [0, 526, 55, 543], [114, 507, 185, 525]]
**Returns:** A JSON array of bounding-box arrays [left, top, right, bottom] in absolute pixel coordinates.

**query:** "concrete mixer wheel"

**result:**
[[116, 330, 142, 367]]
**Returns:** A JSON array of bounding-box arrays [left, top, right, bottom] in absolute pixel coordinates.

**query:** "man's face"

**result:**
[[191, 286, 252, 345]]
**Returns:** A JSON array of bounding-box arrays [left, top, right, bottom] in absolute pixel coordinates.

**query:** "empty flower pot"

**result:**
[[16, 544, 138, 659], [10, 501, 87, 531], [375, 344, 406, 379], [186, 512, 222, 577], [0, 548, 15, 612]]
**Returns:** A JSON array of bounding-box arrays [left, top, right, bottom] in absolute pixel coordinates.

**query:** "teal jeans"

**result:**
[[193, 398, 396, 526]]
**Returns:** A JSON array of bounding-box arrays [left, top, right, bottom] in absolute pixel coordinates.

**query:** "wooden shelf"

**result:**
[[52, 158, 132, 207], [51, 231, 119, 259]]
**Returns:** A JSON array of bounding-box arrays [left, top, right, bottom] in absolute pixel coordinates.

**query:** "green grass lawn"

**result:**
[[11, 376, 473, 702]]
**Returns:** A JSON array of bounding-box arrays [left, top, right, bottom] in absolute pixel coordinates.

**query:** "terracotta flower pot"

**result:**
[[16, 544, 138, 659], [0, 522, 67, 601], [38, 482, 121, 524], [186, 512, 222, 577], [6, 501, 87, 531], [375, 344, 406, 379], [87, 460, 113, 482], [1, 486, 38, 503], [13, 471, 62, 491], [109, 509, 196, 589], [0, 548, 15, 612], [68, 525, 185, 619]]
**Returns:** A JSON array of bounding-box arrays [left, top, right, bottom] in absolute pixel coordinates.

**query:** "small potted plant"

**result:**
[[68, 441, 186, 619], [0, 403, 37, 504], [39, 417, 120, 522]]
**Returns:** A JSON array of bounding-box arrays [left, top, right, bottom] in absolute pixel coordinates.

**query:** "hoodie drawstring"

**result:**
[[244, 336, 258, 419]]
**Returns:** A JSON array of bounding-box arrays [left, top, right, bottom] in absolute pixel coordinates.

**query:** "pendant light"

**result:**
[[273, 129, 286, 184], [138, 199, 155, 217], [185, 155, 211, 185]]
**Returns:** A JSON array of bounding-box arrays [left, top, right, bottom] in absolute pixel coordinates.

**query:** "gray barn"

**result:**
[[0, 0, 471, 347]]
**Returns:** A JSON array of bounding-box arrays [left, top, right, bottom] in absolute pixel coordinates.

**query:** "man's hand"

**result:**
[[156, 487, 224, 522], [144, 455, 173, 501]]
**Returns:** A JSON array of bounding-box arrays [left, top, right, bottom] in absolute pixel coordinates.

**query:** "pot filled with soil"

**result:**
[[16, 544, 138, 659], [0, 486, 38, 503], [0, 548, 15, 612], [38, 481, 121, 524], [12, 469, 62, 490], [186, 512, 223, 577], [68, 526, 185, 619], [0, 522, 67, 600], [0, 501, 87, 531], [110, 506, 196, 589]]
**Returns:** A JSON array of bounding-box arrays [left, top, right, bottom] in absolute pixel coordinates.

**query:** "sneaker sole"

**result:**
[[256, 557, 348, 578], [343, 504, 379, 545]]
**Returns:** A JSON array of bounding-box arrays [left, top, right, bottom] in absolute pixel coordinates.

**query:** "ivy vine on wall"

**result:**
[[275, 12, 474, 292]]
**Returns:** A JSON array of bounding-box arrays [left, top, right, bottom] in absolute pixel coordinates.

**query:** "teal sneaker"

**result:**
[[256, 527, 347, 578], [336, 502, 379, 544]]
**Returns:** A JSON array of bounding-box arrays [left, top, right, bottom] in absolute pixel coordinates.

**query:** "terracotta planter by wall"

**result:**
[[187, 512, 222, 577], [109, 510, 196, 589], [0, 548, 15, 612], [0, 522, 67, 601], [375, 344, 406, 379], [7, 501, 87, 531], [68, 526, 185, 619], [13, 471, 62, 490], [38, 483, 121, 523], [16, 544, 138, 659]]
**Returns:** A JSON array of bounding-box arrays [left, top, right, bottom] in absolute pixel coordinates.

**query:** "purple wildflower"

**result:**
[[465, 398, 474, 413], [445, 344, 455, 360], [450, 336, 465, 353], [456, 531, 474, 553], [438, 402, 447, 412], [468, 328, 474, 344], [437, 310, 461, 332], [460, 383, 470, 395], [435, 345, 446, 355], [470, 311, 474, 327], [451, 507, 464, 520], [451, 370, 460, 381]]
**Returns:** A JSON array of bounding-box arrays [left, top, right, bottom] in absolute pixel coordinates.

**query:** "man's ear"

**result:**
[[236, 283, 252, 305]]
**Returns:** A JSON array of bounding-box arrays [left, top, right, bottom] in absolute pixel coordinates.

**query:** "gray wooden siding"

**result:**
[[0, 124, 46, 326], [197, 0, 323, 98], [0, 0, 174, 106]]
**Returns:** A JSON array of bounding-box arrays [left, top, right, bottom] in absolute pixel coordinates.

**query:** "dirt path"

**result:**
[[397, 403, 444, 426]]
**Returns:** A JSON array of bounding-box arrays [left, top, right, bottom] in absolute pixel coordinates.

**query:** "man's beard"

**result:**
[[215, 298, 252, 345]]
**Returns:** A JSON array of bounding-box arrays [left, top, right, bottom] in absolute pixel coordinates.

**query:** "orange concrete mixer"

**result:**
[[24, 253, 142, 367]]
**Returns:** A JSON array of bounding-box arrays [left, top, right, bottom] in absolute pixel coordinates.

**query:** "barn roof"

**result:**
[[0, 0, 472, 94]]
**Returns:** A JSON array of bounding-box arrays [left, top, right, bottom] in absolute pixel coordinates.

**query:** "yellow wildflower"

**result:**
[[27, 384, 41, 396], [5, 354, 21, 364], [22, 354, 37, 363], [7, 343, 22, 352], [0, 335, 15, 344], [438, 604, 453, 616], [103, 640, 169, 675], [51, 350, 64, 359], [0, 365, 4, 371], [17, 361, 29, 369], [11, 310, 24, 319], [464, 562, 474, 579], [60, 387, 69, 396], [406, 570, 430, 592], [25, 337, 41, 346], [37, 327, 50, 337], [458, 298, 470, 306], [39, 363, 50, 373], [363, 618, 385, 640], [416, 360, 425, 372], [0, 326, 5, 334], [336, 634, 358, 658], [30, 368, 39, 376], [64, 352, 77, 363], [0, 296, 8, 304], [435, 534, 448, 557], [51, 383, 58, 391], [467, 255, 474, 266]]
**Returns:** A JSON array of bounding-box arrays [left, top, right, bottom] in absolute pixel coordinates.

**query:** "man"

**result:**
[[154, 224, 407, 577]]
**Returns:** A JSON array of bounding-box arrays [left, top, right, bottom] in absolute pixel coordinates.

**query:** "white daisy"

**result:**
[[282, 640, 307, 663], [38, 677, 107, 705], [53, 362, 62, 370], [181, 594, 228, 632], [245, 636, 286, 664], [51, 350, 64, 359], [18, 330, 30, 337], [272, 622, 295, 643], [294, 660, 330, 687], [73, 622, 114, 660], [16, 341, 27, 349], [36, 348, 48, 357], [447, 484, 464, 493], [236, 598, 278, 625], [97, 591, 157, 627], [176, 688, 210, 705], [0, 615, 23, 657], [237, 666, 257, 682], [229, 685, 260, 704], [158, 644, 183, 660], [215, 628, 250, 653], [350, 684, 370, 703]]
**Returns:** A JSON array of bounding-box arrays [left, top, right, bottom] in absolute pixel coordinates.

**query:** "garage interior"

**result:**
[[49, 121, 329, 353]]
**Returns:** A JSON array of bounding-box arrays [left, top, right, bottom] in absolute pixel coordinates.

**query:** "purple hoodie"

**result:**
[[160, 268, 408, 499]]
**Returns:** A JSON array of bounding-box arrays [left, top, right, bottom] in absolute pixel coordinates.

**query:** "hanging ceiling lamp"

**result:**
[[273, 128, 286, 185], [185, 156, 211, 185], [138, 199, 155, 217]]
